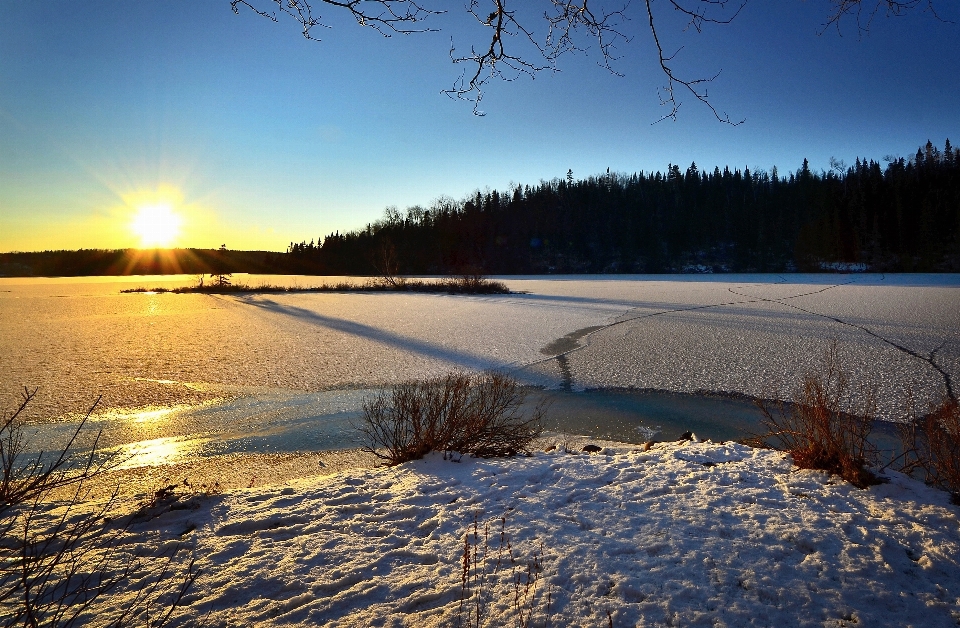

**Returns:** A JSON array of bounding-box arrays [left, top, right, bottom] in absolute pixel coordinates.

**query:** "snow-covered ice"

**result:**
[[3, 273, 957, 424], [516, 274, 959, 418], [0, 274, 634, 419], [90, 439, 960, 627]]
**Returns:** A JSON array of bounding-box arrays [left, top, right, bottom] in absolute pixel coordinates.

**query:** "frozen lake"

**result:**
[[1, 273, 958, 467]]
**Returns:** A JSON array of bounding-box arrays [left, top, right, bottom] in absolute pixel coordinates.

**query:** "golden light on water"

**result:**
[[92, 405, 184, 424], [94, 403, 215, 469], [115, 435, 211, 469], [128, 407, 177, 423]]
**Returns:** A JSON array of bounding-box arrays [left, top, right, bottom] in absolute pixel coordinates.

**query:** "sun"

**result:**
[[131, 203, 183, 248]]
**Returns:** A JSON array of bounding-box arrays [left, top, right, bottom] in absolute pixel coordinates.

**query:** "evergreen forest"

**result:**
[[3, 140, 958, 277], [283, 140, 960, 275]]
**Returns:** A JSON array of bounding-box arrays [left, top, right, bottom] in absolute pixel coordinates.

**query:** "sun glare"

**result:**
[[131, 202, 183, 248]]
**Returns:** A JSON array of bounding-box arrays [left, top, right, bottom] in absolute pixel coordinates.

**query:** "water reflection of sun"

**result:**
[[116, 435, 211, 469], [96, 404, 214, 469]]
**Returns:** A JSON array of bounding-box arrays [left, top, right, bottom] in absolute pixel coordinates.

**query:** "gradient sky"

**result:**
[[2, 1, 958, 252]]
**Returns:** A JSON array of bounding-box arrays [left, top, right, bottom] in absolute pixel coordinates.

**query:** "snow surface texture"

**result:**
[[0, 275, 632, 419], [97, 440, 960, 627], [517, 275, 959, 419], [3, 274, 957, 423]]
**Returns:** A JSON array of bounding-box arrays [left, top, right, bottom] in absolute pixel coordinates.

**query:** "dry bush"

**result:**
[[358, 372, 543, 465], [449, 275, 510, 295], [365, 275, 509, 294], [413, 276, 509, 294], [458, 515, 549, 628], [898, 396, 960, 503], [371, 238, 407, 289], [749, 343, 881, 488], [445, 269, 508, 294], [0, 388, 197, 627]]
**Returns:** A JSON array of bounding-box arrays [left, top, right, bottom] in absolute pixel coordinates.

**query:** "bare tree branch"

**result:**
[[443, 1, 557, 115], [644, 0, 745, 124], [1, 391, 198, 627], [231, 0, 440, 40], [442, 1, 672, 118], [822, 0, 950, 36], [233, 0, 950, 121]]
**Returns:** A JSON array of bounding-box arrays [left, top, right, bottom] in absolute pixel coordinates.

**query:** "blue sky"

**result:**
[[1, 1, 958, 252]]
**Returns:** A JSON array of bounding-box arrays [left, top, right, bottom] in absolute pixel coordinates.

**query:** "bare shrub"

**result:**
[[0, 388, 197, 627], [898, 396, 960, 502], [446, 275, 510, 295], [371, 238, 407, 289], [749, 343, 881, 488], [456, 272, 486, 292], [358, 372, 543, 465], [458, 515, 549, 628]]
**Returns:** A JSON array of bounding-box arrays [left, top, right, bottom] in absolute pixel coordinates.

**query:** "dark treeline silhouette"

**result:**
[[4, 140, 958, 278], [0, 247, 275, 277], [283, 139, 960, 275]]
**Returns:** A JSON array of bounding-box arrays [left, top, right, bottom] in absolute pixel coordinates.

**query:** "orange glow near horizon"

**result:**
[[0, 182, 285, 253]]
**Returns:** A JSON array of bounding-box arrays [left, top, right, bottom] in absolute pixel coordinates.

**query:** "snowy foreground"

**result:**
[[107, 440, 960, 627]]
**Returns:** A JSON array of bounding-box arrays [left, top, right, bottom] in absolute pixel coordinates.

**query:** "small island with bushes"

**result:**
[[120, 273, 511, 295]]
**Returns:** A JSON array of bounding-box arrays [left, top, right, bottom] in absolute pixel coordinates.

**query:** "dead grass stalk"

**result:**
[[458, 515, 549, 628], [898, 396, 960, 502]]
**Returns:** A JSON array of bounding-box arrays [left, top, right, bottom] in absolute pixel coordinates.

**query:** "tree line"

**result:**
[[3, 139, 957, 277], [0, 247, 274, 278], [283, 139, 960, 274]]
